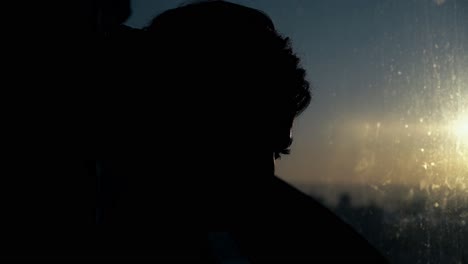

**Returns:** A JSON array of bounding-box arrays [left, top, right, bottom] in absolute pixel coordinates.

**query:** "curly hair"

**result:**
[[144, 0, 311, 157]]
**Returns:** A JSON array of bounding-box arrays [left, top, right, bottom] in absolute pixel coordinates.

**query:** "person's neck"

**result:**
[[201, 149, 275, 183]]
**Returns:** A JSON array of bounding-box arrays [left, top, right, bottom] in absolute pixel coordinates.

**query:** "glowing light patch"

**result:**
[[452, 115, 468, 144]]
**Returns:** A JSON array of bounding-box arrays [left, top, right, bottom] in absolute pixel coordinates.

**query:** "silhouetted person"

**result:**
[[98, 1, 389, 263]]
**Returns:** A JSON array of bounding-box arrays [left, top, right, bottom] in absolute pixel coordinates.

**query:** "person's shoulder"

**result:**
[[260, 176, 389, 262]]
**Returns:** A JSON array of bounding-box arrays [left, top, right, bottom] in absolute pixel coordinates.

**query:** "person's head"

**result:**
[[145, 0, 311, 163]]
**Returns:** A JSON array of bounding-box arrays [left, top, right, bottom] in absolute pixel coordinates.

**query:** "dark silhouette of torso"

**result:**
[[97, 158, 387, 263]]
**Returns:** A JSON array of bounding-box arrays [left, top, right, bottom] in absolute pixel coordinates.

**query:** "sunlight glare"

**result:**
[[452, 114, 468, 144]]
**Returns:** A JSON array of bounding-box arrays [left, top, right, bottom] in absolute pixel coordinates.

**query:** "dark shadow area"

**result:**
[[1, 1, 391, 262]]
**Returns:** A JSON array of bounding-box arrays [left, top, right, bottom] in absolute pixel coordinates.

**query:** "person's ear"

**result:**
[[272, 118, 294, 159]]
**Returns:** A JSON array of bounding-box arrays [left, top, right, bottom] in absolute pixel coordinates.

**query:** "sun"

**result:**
[[451, 114, 468, 143]]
